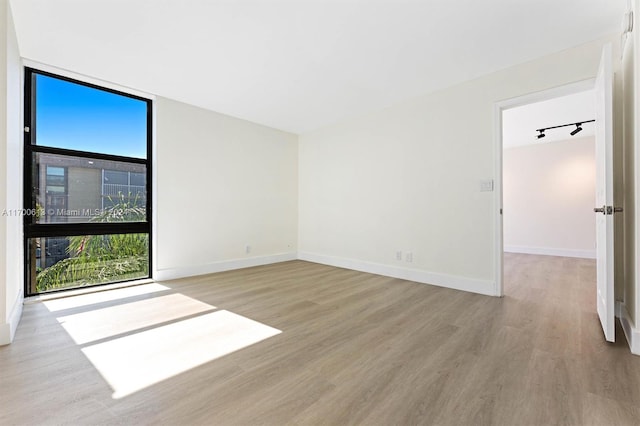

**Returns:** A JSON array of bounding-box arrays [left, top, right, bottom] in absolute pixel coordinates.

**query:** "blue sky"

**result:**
[[35, 74, 148, 159]]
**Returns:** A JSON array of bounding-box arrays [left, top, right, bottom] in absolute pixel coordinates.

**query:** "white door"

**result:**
[[594, 43, 615, 342]]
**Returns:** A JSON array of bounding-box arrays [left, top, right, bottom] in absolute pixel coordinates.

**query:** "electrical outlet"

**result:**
[[406, 252, 413, 263], [396, 251, 402, 261], [245, 245, 251, 254]]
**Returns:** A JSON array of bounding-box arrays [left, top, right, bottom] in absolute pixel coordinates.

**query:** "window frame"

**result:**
[[23, 67, 153, 296]]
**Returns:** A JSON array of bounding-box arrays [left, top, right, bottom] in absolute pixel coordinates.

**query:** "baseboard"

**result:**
[[0, 291, 24, 346], [616, 301, 640, 355], [154, 252, 298, 281], [504, 245, 596, 259], [297, 252, 497, 296]]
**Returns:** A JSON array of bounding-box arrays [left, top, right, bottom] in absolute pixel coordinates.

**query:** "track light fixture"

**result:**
[[535, 119, 594, 140], [570, 123, 583, 136]]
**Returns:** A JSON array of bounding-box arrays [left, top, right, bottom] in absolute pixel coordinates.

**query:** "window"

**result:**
[[24, 69, 152, 295]]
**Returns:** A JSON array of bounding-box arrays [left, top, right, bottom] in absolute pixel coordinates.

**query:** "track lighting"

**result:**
[[535, 119, 594, 140], [570, 123, 582, 136]]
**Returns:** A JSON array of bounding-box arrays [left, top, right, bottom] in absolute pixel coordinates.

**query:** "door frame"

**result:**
[[493, 78, 597, 297]]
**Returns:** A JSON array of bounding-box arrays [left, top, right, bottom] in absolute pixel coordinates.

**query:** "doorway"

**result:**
[[499, 89, 599, 318], [502, 90, 597, 260], [493, 79, 597, 297], [496, 46, 617, 344]]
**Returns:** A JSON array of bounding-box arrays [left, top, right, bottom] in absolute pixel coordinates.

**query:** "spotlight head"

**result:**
[[537, 130, 546, 139], [570, 123, 583, 136]]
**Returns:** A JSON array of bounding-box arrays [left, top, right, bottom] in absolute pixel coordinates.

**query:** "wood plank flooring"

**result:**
[[1, 254, 640, 425]]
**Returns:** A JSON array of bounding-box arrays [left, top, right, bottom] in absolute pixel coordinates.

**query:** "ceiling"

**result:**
[[502, 90, 596, 149], [9, 0, 626, 134]]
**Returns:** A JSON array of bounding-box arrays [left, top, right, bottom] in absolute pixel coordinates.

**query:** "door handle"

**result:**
[[594, 206, 624, 215]]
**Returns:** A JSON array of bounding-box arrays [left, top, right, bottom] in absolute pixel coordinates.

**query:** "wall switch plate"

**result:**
[[480, 179, 494, 192]]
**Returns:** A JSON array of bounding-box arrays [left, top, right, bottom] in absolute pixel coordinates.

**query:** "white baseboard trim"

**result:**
[[298, 252, 497, 297], [616, 301, 640, 355], [0, 324, 9, 346], [154, 252, 297, 282], [504, 245, 596, 259], [0, 291, 24, 346]]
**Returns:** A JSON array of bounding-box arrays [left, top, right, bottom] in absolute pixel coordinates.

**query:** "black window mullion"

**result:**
[[29, 144, 148, 165], [146, 100, 153, 280], [25, 222, 150, 238]]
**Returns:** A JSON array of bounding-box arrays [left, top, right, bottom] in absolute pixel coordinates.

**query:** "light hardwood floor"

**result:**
[[2, 254, 640, 425]]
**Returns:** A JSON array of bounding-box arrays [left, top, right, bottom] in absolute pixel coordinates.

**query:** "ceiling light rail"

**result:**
[[536, 119, 595, 139]]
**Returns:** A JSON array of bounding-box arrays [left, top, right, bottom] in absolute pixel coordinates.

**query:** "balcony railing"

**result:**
[[102, 184, 146, 198]]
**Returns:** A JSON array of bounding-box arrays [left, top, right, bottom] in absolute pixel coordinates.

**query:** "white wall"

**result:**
[[503, 136, 595, 258], [0, 0, 23, 345], [154, 97, 298, 280], [299, 36, 619, 296]]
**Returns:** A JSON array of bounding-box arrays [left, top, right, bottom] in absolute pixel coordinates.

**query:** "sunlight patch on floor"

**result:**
[[81, 309, 282, 398], [43, 283, 170, 312], [56, 293, 216, 345]]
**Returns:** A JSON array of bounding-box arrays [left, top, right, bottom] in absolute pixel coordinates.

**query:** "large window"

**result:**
[[24, 69, 152, 295]]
